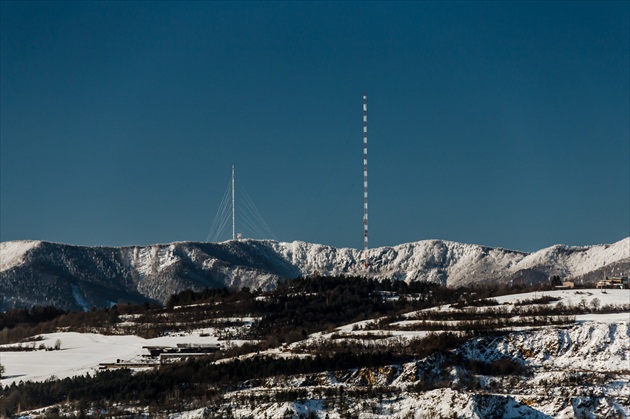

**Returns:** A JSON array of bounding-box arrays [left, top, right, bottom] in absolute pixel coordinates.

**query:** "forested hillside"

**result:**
[[2, 277, 628, 418]]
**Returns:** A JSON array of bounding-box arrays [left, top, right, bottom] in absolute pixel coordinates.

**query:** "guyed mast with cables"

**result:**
[[207, 164, 275, 242]]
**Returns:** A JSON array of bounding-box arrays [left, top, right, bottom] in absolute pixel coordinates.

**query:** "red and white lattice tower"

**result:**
[[363, 94, 368, 254]]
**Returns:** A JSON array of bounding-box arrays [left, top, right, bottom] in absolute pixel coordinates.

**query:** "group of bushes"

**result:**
[[0, 338, 61, 352]]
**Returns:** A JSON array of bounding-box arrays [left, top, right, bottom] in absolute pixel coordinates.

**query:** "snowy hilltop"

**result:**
[[0, 237, 628, 311]]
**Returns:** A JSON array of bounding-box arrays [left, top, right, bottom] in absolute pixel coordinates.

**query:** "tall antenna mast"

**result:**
[[232, 164, 235, 241], [363, 94, 368, 253]]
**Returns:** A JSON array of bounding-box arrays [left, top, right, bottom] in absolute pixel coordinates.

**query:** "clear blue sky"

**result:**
[[1, 1, 628, 252]]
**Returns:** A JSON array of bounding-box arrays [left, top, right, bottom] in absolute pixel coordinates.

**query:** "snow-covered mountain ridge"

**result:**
[[1, 237, 628, 311]]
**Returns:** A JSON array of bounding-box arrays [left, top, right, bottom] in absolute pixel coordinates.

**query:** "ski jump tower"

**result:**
[[363, 94, 369, 254]]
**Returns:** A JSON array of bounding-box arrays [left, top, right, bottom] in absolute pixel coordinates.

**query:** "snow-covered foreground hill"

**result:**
[[1, 237, 628, 310], [2, 289, 629, 418]]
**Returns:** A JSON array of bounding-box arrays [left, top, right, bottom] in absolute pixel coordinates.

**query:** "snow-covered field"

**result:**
[[492, 288, 630, 307], [0, 329, 233, 386]]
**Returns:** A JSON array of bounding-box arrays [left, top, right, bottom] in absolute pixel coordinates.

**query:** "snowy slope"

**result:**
[[513, 238, 630, 277], [460, 322, 630, 373], [1, 237, 628, 310], [0, 240, 41, 271]]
